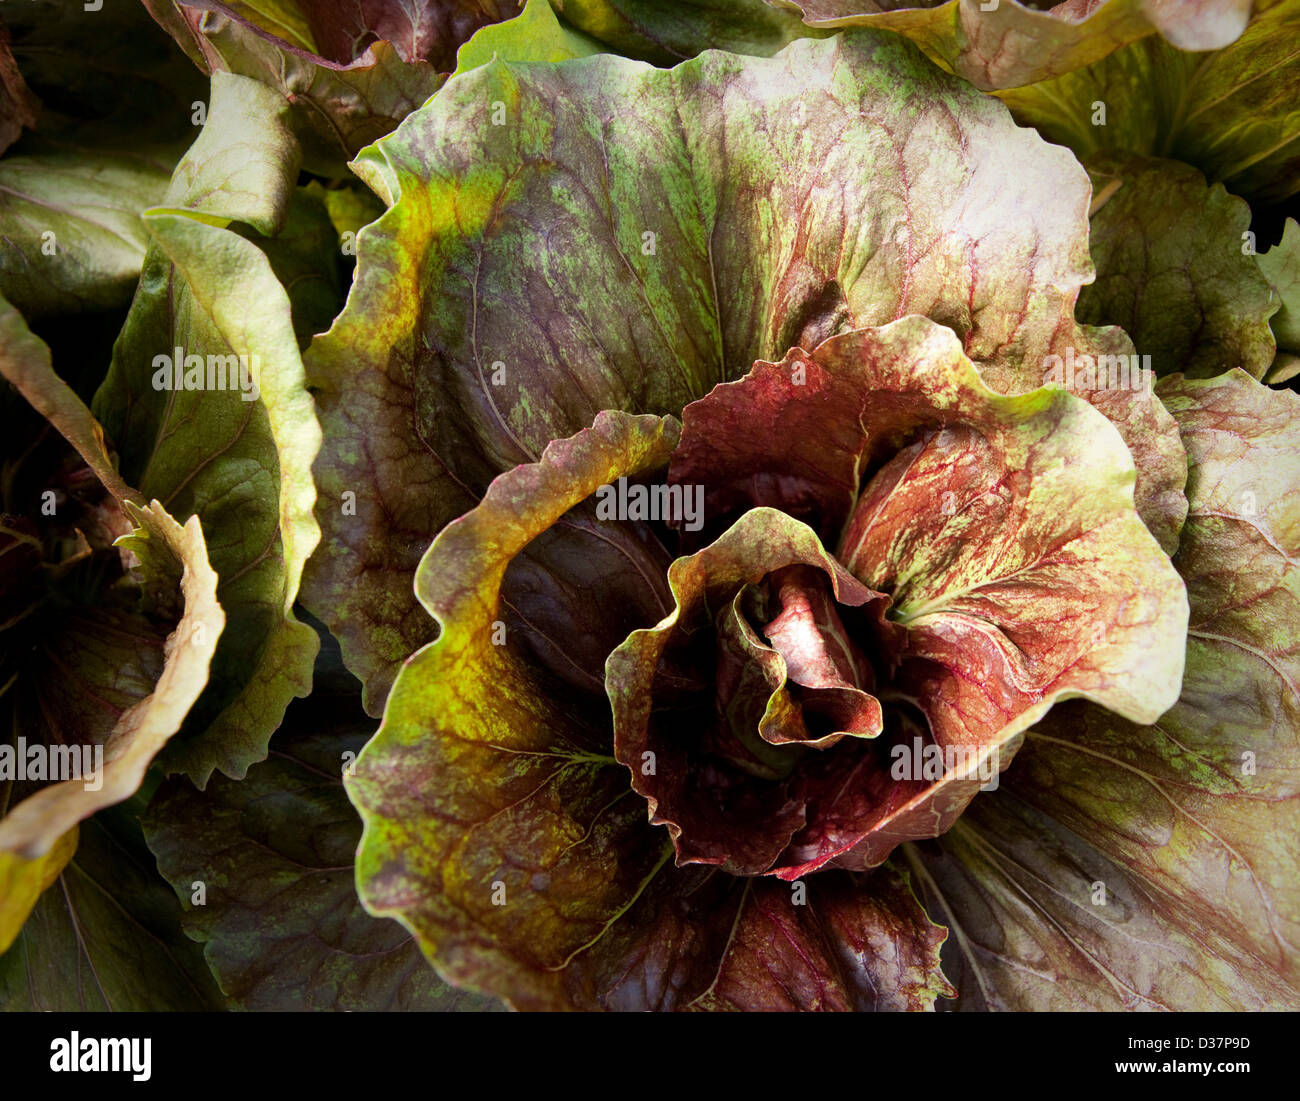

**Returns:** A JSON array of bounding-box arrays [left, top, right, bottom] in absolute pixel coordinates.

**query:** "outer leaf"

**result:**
[[0, 800, 226, 1011], [1080, 153, 1277, 378], [546, 0, 828, 62], [142, 0, 523, 171], [774, 0, 1253, 90], [93, 74, 322, 784], [305, 30, 1105, 710], [143, 654, 501, 1011], [349, 410, 681, 1009], [0, 146, 178, 317], [0, 294, 224, 954], [998, 0, 1300, 204], [909, 370, 1300, 1010]]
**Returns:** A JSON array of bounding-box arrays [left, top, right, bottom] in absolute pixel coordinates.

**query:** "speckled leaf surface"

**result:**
[[907, 370, 1300, 1010], [0, 294, 223, 945], [304, 30, 1106, 712]]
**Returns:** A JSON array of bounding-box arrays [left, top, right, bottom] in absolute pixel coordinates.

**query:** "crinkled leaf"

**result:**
[[0, 799, 226, 1011], [348, 409, 952, 1009], [0, 500, 223, 862], [0, 292, 229, 943], [998, 0, 1300, 204], [305, 30, 1105, 710], [614, 316, 1188, 878], [546, 0, 827, 63], [143, 645, 501, 1011], [608, 508, 883, 877], [774, 0, 1253, 91], [349, 411, 681, 1009], [93, 74, 322, 784], [142, 0, 524, 172], [909, 370, 1300, 1010], [1080, 153, 1277, 378]]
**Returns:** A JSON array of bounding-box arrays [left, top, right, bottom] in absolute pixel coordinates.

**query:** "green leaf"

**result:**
[[773, 0, 1253, 91], [998, 0, 1300, 205], [455, 0, 604, 74], [546, 0, 828, 63], [349, 410, 680, 1008], [301, 180, 386, 245], [0, 800, 227, 1011], [908, 370, 1300, 1010], [1080, 153, 1277, 379], [0, 0, 208, 315], [247, 187, 347, 349], [143, 651, 502, 1011], [0, 291, 227, 946], [304, 30, 1109, 710], [1258, 217, 1300, 361], [0, 146, 179, 318], [92, 73, 322, 785]]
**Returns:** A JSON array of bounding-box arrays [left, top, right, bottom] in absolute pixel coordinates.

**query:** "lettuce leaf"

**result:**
[[773, 0, 1254, 90], [998, 0, 1300, 204], [92, 73, 322, 784], [908, 370, 1300, 1010], [1080, 153, 1278, 378], [304, 29, 1112, 710]]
